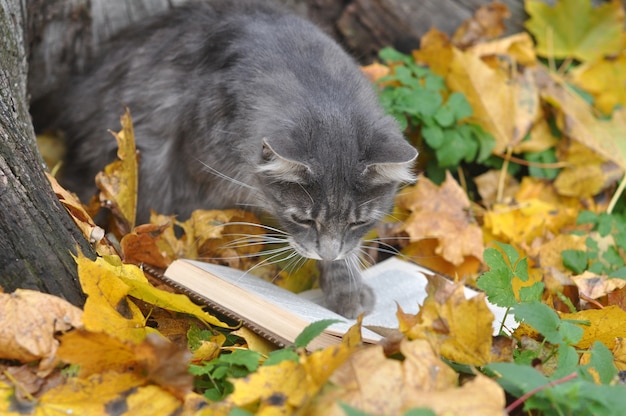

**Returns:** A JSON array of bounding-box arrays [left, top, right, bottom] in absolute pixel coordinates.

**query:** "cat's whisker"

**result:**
[[220, 221, 289, 235], [196, 159, 258, 192]]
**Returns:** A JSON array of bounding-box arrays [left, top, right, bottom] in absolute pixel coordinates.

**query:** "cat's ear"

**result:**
[[363, 136, 418, 184], [257, 137, 312, 182]]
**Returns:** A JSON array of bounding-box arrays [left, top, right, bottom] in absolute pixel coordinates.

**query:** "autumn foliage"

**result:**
[[3, 0, 626, 415]]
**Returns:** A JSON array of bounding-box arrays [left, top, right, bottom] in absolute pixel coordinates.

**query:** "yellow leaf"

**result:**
[[514, 118, 559, 154], [611, 337, 626, 371], [40, 372, 181, 415], [412, 28, 454, 77], [539, 67, 626, 172], [474, 169, 519, 206], [447, 47, 515, 153], [468, 32, 537, 67], [561, 306, 626, 350], [553, 140, 620, 198], [76, 254, 149, 343], [95, 108, 138, 234], [525, 0, 625, 62], [227, 360, 313, 413], [397, 172, 484, 267], [360, 62, 390, 83], [0, 289, 83, 375], [232, 327, 276, 356], [402, 278, 494, 366], [572, 52, 626, 115]]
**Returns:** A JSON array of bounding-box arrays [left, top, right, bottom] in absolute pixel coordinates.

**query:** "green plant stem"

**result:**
[[505, 372, 578, 414], [607, 173, 626, 215]]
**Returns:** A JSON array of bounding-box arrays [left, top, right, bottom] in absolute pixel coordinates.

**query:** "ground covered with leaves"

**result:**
[[3, 0, 626, 414]]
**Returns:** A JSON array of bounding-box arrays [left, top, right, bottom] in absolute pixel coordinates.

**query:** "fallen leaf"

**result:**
[[560, 306, 626, 350], [401, 277, 495, 366], [306, 340, 505, 415], [95, 108, 138, 235], [47, 172, 115, 256], [452, 2, 511, 49], [572, 51, 626, 115], [538, 64, 626, 172], [397, 172, 484, 268], [0, 290, 83, 375], [412, 28, 454, 77], [447, 46, 516, 153], [571, 271, 626, 300], [474, 169, 520, 206], [468, 32, 537, 66], [525, 0, 625, 62]]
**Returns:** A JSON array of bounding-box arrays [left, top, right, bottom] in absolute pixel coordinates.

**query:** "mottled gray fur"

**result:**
[[43, 0, 418, 318]]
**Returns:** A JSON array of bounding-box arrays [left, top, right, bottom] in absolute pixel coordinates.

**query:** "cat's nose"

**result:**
[[317, 237, 342, 261]]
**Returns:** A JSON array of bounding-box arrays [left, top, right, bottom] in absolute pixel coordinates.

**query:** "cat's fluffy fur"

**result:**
[[39, 0, 418, 318]]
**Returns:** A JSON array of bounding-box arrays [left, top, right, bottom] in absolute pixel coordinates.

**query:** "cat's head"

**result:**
[[255, 115, 417, 262]]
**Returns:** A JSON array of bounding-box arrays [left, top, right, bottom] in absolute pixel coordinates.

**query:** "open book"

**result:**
[[163, 257, 514, 350]]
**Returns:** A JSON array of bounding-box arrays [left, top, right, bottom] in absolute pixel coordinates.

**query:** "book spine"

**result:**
[[142, 264, 290, 348]]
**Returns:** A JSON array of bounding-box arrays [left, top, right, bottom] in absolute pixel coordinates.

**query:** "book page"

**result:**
[[185, 260, 383, 342], [299, 257, 516, 335]]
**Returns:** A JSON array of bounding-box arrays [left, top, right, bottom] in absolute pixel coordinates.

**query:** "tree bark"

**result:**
[[0, 0, 91, 305]]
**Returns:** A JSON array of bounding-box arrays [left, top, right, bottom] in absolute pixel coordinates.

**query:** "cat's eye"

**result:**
[[350, 220, 370, 229], [290, 214, 315, 228]]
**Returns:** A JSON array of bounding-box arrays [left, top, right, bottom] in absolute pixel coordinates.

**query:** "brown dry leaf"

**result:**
[[474, 169, 519, 206], [0, 289, 83, 375], [402, 237, 483, 277], [58, 330, 193, 400], [46, 172, 115, 256], [95, 108, 139, 235], [401, 277, 494, 366], [572, 271, 626, 301], [452, 2, 511, 49], [560, 306, 626, 350], [307, 340, 505, 415], [572, 52, 626, 115], [121, 221, 176, 268], [360, 61, 390, 83], [397, 172, 484, 268]]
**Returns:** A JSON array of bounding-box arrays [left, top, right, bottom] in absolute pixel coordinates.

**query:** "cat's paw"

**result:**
[[325, 284, 375, 319]]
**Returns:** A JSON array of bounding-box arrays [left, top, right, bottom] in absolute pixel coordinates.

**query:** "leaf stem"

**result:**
[[505, 372, 578, 414], [496, 147, 512, 204], [607, 173, 626, 215], [492, 152, 568, 169]]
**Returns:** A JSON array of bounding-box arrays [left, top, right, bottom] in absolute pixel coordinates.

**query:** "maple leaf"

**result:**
[[560, 306, 626, 351], [308, 340, 505, 415], [525, 0, 625, 62], [95, 108, 139, 235], [400, 276, 495, 366], [397, 172, 484, 270]]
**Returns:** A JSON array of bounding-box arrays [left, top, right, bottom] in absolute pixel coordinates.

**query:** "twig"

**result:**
[[496, 147, 512, 204], [492, 152, 569, 169], [505, 372, 578, 414], [607, 173, 626, 215]]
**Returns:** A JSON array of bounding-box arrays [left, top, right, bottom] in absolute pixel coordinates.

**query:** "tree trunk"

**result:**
[[0, 0, 91, 305]]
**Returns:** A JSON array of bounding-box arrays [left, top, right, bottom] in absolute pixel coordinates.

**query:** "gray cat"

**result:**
[[42, 0, 417, 318]]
